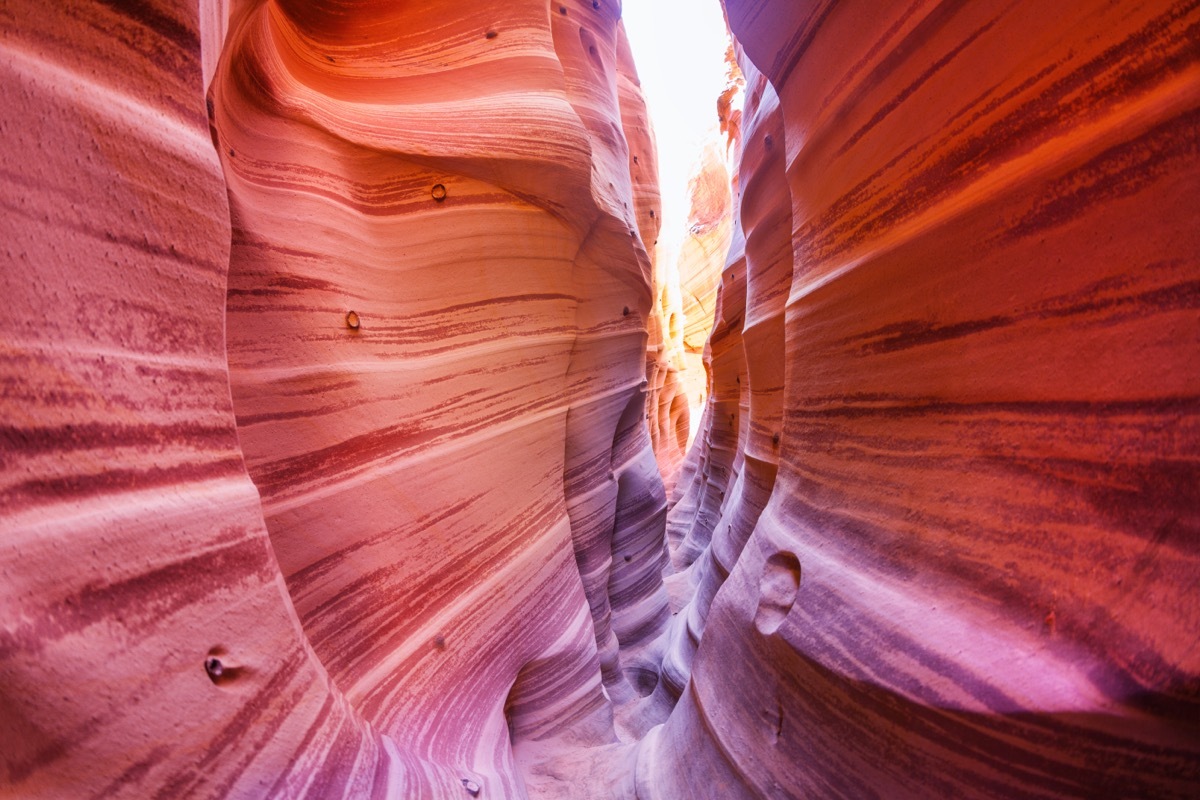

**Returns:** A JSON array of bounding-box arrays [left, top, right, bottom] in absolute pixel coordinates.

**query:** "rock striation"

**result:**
[[2, 0, 671, 797], [671, 134, 736, 428], [3, 0, 1199, 798], [643, 0, 1200, 797], [0, 2, 428, 795]]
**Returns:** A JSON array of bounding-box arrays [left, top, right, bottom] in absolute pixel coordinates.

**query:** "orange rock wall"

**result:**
[[646, 235, 691, 493], [644, 0, 1200, 797], [671, 137, 735, 426], [2, 1, 669, 797], [5, 0, 1199, 798], [0, 2, 444, 796]]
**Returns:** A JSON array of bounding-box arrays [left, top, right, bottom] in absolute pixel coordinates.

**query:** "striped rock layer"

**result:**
[[644, 0, 1200, 798], [2, 0, 676, 797], [4, 0, 1199, 798]]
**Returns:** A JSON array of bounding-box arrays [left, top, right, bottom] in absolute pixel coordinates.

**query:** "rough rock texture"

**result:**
[[2, 0, 668, 797], [644, 0, 1200, 797]]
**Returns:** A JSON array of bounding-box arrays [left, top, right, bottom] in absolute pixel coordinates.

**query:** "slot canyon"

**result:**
[[2, 0, 1198, 797]]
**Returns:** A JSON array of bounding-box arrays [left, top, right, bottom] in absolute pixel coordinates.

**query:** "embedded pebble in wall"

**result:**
[[204, 656, 224, 682]]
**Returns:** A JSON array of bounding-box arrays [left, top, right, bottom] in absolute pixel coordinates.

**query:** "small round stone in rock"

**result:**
[[431, 183, 448, 202], [764, 134, 774, 149], [345, 310, 360, 330], [434, 635, 446, 650], [485, 31, 498, 39], [462, 778, 481, 796], [204, 657, 224, 681], [559, 5, 567, 14], [772, 433, 781, 446], [623, 554, 632, 563], [593, 0, 600, 8], [622, 306, 630, 316]]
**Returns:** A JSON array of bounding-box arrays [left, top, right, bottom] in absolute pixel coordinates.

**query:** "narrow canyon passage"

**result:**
[[2, 1, 1198, 799]]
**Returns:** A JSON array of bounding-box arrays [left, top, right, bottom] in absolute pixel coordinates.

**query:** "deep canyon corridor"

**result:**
[[2, 0, 1199, 798]]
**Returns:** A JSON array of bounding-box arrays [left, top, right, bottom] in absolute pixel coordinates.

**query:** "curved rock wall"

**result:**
[[671, 137, 735, 426], [0, 1, 456, 796], [645, 0, 1200, 797], [6, 0, 1199, 797], [3, 0, 668, 797], [658, 50, 791, 713]]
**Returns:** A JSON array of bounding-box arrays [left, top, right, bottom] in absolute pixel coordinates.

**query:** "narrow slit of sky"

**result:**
[[622, 0, 732, 265]]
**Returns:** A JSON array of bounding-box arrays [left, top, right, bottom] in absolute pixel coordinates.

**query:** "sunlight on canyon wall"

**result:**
[[2, 0, 1198, 798]]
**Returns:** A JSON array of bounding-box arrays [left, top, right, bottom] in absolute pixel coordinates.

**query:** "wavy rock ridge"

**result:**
[[3, 0, 1199, 798], [2, 0, 676, 796], [648, 0, 1200, 797]]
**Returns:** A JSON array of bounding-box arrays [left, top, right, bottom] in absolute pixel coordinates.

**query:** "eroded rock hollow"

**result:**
[[2, 0, 1198, 798]]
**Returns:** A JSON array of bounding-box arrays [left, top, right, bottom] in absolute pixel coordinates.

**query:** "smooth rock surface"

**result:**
[[4, 0, 1198, 798], [0, 2, 448, 796], [2, 1, 671, 797], [643, 0, 1200, 797]]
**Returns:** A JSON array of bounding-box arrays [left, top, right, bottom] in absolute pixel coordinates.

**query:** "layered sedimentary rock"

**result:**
[[668, 66, 746, 562], [660, 52, 789, 708], [2, 0, 669, 797], [5, 0, 1200, 797], [644, 203, 690, 491], [644, 0, 1200, 797], [0, 2, 442, 796], [645, 279, 691, 494]]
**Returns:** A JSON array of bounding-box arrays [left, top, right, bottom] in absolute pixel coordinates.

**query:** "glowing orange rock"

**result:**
[[0, 1, 449, 795]]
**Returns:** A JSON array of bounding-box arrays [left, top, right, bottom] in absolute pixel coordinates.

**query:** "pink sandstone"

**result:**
[[2, 0, 1198, 798], [3, 0, 667, 796], [645, 0, 1200, 797]]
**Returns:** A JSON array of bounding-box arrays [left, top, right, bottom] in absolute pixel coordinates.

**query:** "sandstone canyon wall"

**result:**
[[0, 1, 435, 795], [643, 0, 1200, 797], [669, 132, 737, 442], [3, 0, 1200, 798], [2, 0, 672, 797]]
